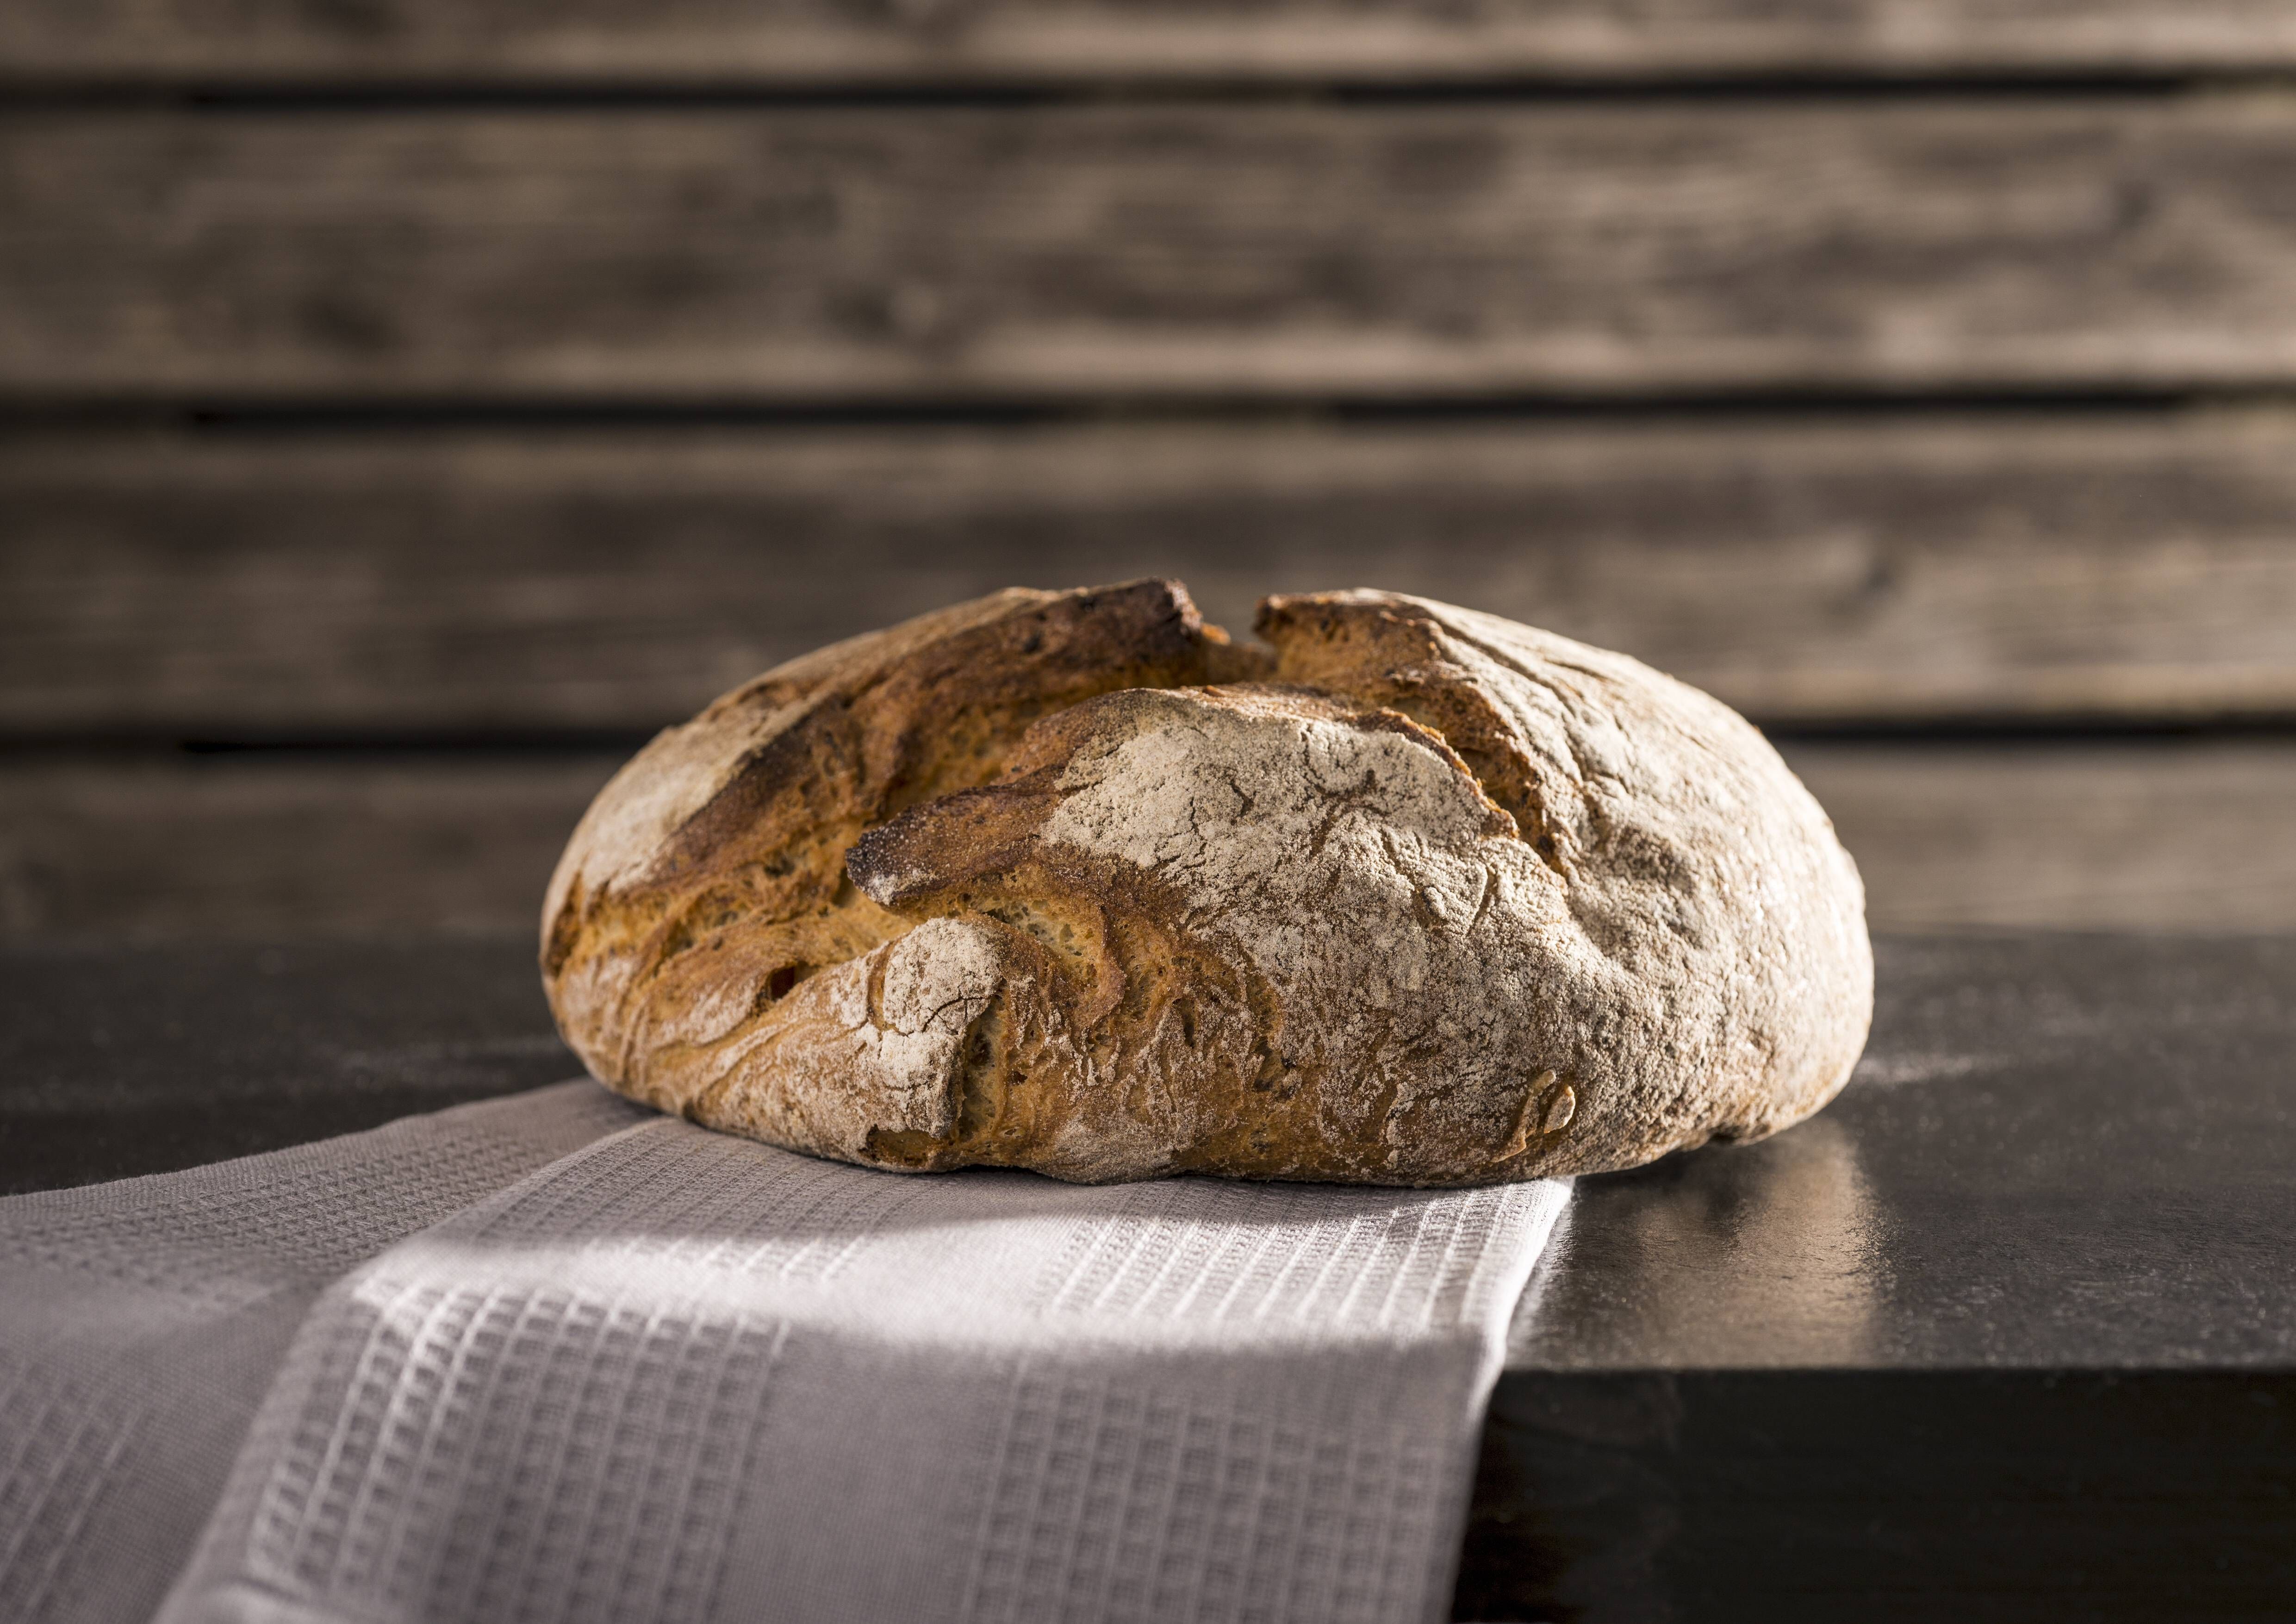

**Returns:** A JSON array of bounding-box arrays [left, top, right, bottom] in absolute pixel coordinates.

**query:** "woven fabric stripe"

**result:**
[[958, 1362, 1448, 1624], [248, 1280, 784, 1624]]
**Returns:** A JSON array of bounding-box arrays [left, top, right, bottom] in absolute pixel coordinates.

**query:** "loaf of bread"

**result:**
[[542, 581, 1870, 1185]]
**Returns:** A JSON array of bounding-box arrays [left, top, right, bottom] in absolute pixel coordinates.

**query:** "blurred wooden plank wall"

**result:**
[[6, 5, 2296, 941]]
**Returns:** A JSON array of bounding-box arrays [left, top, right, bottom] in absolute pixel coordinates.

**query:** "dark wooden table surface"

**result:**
[[6, 929, 2289, 1621]]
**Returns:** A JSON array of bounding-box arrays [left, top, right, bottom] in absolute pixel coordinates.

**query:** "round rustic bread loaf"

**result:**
[[542, 581, 1871, 1185]]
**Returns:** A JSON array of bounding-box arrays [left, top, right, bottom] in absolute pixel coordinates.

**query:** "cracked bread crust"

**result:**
[[541, 581, 1872, 1185]]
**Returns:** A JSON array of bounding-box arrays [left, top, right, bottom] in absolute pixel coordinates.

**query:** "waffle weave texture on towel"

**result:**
[[1, 1086, 1567, 1624], [0, 1083, 643, 1624]]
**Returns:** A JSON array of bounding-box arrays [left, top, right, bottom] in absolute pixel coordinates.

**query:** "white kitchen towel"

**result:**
[[0, 1082, 644, 1624], [158, 1111, 1568, 1624]]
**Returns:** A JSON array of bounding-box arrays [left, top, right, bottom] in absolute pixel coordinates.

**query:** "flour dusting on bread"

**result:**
[[542, 580, 1872, 1186]]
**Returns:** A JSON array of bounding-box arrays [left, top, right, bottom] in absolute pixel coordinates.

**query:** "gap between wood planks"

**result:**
[[10, 0, 2296, 91]]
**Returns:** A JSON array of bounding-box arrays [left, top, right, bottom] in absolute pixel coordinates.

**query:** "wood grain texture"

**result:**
[[12, 415, 2296, 732], [0, 756, 622, 940], [12, 99, 2296, 401], [6, 744, 2292, 939], [9, 0, 2296, 86], [1780, 740, 2296, 934]]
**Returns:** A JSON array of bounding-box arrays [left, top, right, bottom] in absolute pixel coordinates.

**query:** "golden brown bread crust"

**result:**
[[540, 581, 1259, 1118], [541, 580, 1872, 1185]]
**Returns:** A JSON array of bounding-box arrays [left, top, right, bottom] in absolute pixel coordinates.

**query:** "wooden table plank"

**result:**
[[1786, 741, 2296, 932], [12, 417, 2296, 732], [6, 742, 2294, 939], [0, 756, 622, 941], [9, 0, 2296, 87], [11, 99, 2296, 401]]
